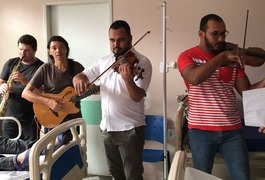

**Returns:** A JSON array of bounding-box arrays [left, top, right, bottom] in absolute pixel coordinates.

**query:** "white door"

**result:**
[[45, 0, 112, 68], [45, 0, 112, 176]]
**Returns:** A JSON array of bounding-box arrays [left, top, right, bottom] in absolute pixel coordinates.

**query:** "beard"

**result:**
[[113, 47, 131, 60], [204, 36, 226, 55], [113, 47, 122, 57]]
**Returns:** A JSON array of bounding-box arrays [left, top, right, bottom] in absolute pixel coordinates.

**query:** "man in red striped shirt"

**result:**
[[177, 14, 265, 180]]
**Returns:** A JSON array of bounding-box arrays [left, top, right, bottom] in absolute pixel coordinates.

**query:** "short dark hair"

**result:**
[[17, 34, 37, 52], [109, 20, 131, 35], [47, 36, 70, 60], [200, 14, 224, 31]]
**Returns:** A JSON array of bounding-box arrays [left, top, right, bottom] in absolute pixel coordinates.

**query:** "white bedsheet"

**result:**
[[0, 171, 29, 180], [0, 155, 45, 180]]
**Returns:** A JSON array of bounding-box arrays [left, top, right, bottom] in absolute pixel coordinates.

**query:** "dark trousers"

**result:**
[[0, 136, 35, 154], [0, 136, 35, 171], [101, 126, 145, 180], [2, 119, 38, 141], [0, 155, 18, 171]]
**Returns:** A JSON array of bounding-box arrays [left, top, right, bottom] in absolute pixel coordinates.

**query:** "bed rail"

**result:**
[[0, 116, 22, 140], [29, 118, 87, 180]]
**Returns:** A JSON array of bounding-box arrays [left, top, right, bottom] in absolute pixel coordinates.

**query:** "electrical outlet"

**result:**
[[159, 61, 176, 73]]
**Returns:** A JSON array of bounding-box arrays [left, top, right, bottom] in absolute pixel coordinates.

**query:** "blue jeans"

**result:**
[[188, 128, 250, 180]]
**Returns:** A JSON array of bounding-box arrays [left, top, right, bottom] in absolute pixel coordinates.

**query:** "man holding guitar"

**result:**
[[73, 20, 152, 180], [22, 35, 85, 143]]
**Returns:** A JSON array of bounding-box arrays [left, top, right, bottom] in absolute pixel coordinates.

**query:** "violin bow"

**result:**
[[242, 9, 249, 56], [241, 10, 265, 59], [88, 31, 151, 86]]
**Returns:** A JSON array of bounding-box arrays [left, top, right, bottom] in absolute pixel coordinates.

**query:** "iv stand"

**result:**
[[162, 1, 168, 179]]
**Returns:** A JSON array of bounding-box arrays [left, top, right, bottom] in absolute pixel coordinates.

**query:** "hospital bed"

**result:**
[[168, 150, 222, 180], [0, 118, 87, 180], [0, 116, 22, 140]]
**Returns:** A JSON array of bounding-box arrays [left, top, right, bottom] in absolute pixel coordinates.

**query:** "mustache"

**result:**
[[114, 48, 130, 58], [113, 48, 122, 56], [215, 42, 227, 52], [216, 42, 226, 48]]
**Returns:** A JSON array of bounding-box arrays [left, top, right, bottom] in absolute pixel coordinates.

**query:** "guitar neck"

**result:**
[[71, 85, 100, 103]]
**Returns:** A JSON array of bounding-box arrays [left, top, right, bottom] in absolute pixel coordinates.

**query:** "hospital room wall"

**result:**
[[0, 0, 265, 160]]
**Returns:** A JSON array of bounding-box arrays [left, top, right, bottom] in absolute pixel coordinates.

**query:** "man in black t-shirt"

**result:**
[[0, 34, 43, 142]]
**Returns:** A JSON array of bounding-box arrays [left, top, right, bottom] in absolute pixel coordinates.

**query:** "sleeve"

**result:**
[[0, 59, 16, 81], [29, 63, 46, 88], [0, 61, 10, 81], [236, 66, 247, 78], [74, 61, 85, 75], [134, 57, 152, 92], [177, 51, 195, 74], [83, 60, 101, 82]]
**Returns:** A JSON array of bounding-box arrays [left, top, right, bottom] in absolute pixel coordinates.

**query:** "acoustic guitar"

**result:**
[[33, 85, 100, 128]]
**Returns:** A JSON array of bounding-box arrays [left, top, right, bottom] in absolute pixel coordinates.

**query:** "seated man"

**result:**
[[0, 134, 63, 171], [0, 136, 35, 154]]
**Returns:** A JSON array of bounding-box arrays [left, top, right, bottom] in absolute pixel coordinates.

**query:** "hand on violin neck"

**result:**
[[219, 50, 244, 67], [72, 73, 89, 96]]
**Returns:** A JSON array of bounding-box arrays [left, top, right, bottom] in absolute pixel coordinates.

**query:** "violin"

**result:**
[[112, 51, 144, 81], [225, 42, 265, 66]]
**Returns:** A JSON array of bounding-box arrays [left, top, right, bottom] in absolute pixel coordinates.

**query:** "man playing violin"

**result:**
[[177, 14, 265, 180], [73, 20, 152, 180]]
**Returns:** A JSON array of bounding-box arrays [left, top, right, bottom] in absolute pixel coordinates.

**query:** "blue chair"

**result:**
[[143, 115, 170, 171]]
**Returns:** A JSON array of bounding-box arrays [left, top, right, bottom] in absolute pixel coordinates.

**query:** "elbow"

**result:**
[[182, 71, 203, 86], [21, 89, 27, 99], [21, 92, 27, 100], [130, 91, 145, 102], [132, 97, 143, 102], [130, 93, 144, 102], [22, 86, 33, 100], [189, 81, 201, 86], [188, 77, 203, 86]]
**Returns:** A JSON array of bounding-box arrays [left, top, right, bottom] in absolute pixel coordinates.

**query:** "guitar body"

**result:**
[[33, 86, 79, 128]]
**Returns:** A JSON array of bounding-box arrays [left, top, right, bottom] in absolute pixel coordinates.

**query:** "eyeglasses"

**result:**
[[205, 30, 229, 39]]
